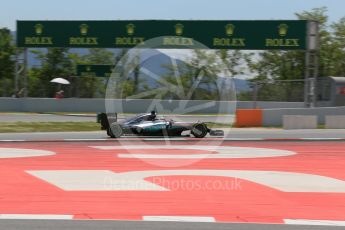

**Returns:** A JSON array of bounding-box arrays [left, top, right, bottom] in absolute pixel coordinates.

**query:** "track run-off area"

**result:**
[[0, 140, 345, 227]]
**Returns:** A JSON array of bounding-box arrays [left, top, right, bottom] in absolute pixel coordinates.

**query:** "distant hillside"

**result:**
[[234, 78, 251, 92]]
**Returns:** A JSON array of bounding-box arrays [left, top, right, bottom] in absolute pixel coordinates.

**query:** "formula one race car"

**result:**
[[97, 111, 224, 138]]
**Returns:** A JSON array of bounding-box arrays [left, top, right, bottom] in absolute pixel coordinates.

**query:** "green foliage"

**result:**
[[216, 49, 253, 77], [158, 50, 219, 100], [29, 48, 74, 97], [109, 49, 149, 99], [250, 7, 345, 101], [4, 7, 345, 102], [29, 48, 116, 98], [73, 48, 115, 98], [0, 28, 15, 96], [159, 49, 249, 101], [83, 48, 114, 64], [330, 17, 345, 76]]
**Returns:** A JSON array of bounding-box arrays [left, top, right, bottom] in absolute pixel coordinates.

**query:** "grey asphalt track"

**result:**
[[1, 113, 345, 141], [0, 220, 343, 230], [0, 129, 345, 141]]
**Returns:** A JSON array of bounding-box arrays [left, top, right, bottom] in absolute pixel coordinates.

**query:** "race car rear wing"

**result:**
[[97, 113, 117, 130]]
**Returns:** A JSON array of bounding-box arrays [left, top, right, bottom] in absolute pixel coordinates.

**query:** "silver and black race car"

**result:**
[[97, 111, 224, 138]]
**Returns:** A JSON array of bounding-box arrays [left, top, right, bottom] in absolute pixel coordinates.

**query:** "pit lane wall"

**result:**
[[236, 106, 345, 127], [262, 106, 345, 126], [3, 98, 343, 127], [0, 98, 303, 113]]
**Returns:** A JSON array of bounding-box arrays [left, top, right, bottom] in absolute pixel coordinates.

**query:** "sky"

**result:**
[[1, 0, 344, 30]]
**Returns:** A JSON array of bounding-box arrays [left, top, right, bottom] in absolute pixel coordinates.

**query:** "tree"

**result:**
[[158, 49, 249, 101], [29, 48, 116, 98], [331, 16, 345, 76], [75, 48, 115, 98], [108, 49, 149, 99], [248, 7, 345, 102], [156, 50, 219, 100], [83, 48, 114, 64], [216, 49, 252, 78], [30, 48, 74, 97], [216, 49, 252, 101], [0, 28, 15, 97]]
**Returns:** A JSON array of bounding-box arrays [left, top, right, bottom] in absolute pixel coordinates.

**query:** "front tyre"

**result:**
[[109, 122, 123, 138], [191, 123, 208, 138]]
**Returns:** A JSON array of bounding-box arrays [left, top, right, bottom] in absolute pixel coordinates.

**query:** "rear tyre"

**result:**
[[109, 122, 123, 138], [106, 128, 112, 137], [191, 123, 208, 138]]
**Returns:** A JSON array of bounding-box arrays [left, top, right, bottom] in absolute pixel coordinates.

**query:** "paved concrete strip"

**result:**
[[0, 214, 73, 220], [143, 216, 215, 222], [26, 170, 345, 192], [91, 145, 296, 159], [284, 219, 345, 226]]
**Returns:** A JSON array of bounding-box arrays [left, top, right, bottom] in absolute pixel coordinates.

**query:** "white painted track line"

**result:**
[[301, 138, 343, 140], [92, 145, 296, 159], [143, 216, 215, 222], [27, 169, 345, 192], [0, 148, 55, 158], [0, 140, 26, 142], [26, 170, 168, 191], [222, 138, 264, 141], [284, 219, 345, 226], [0, 214, 73, 220], [143, 138, 187, 141], [64, 138, 109, 141]]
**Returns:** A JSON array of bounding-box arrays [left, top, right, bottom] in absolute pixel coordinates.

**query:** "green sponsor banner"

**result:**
[[17, 20, 307, 50], [77, 65, 113, 77]]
